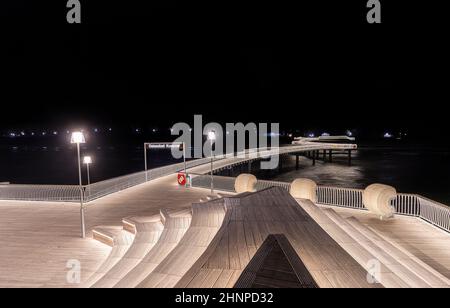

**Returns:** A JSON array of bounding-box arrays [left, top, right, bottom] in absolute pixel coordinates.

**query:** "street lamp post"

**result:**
[[83, 156, 92, 197], [183, 142, 187, 186], [208, 131, 216, 194], [144, 143, 148, 182], [71, 131, 86, 238]]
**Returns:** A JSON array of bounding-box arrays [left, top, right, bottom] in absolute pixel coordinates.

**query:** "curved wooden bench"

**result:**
[[175, 187, 381, 288], [91, 215, 164, 288], [136, 200, 228, 288], [81, 226, 134, 287], [114, 208, 193, 288], [320, 207, 416, 288], [346, 216, 450, 288]]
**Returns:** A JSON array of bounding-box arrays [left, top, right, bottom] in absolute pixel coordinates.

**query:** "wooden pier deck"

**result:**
[[0, 174, 209, 288], [1, 171, 450, 287]]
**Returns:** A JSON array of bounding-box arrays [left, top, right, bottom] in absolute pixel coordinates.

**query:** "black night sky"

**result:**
[[1, 1, 449, 140]]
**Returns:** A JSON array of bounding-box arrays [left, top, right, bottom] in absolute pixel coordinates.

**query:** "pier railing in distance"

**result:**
[[0, 145, 354, 202], [0, 147, 274, 202], [0, 157, 217, 202], [0, 184, 81, 202], [190, 175, 450, 233]]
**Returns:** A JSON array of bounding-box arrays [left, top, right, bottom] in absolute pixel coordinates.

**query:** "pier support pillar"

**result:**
[[329, 150, 333, 163], [312, 154, 316, 166], [248, 161, 252, 173], [348, 150, 352, 166], [296, 154, 300, 170], [323, 150, 326, 161], [316, 150, 320, 159]]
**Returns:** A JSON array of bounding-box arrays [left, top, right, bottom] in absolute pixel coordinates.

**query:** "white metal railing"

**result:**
[[0, 184, 81, 202], [84, 156, 219, 202], [392, 193, 421, 216], [2, 142, 449, 233], [418, 196, 450, 232], [190, 176, 450, 233], [317, 186, 365, 209], [0, 157, 218, 203], [0, 143, 354, 203], [255, 180, 291, 192]]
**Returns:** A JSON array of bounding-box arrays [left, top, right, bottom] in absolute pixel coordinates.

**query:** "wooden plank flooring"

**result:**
[[113, 209, 192, 288], [235, 234, 318, 288], [298, 201, 434, 288], [2, 166, 450, 288], [91, 216, 164, 288], [136, 200, 228, 288], [0, 174, 211, 288], [175, 187, 382, 288], [81, 228, 135, 287], [330, 206, 450, 281]]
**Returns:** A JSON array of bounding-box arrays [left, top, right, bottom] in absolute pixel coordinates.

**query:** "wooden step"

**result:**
[[175, 189, 382, 289], [345, 217, 440, 288], [320, 208, 412, 288], [93, 227, 122, 247], [299, 204, 410, 288], [364, 220, 450, 288], [199, 194, 224, 203], [82, 228, 135, 287], [91, 217, 165, 288], [136, 200, 228, 288], [113, 209, 193, 288], [122, 214, 162, 234]]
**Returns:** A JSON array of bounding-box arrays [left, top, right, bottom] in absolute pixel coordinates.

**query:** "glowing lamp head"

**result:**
[[83, 156, 92, 164], [70, 131, 86, 144], [208, 131, 216, 141]]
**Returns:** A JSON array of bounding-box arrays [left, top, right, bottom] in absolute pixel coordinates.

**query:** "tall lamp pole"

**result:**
[[208, 131, 216, 194], [83, 156, 92, 197], [71, 132, 86, 239], [144, 143, 149, 182]]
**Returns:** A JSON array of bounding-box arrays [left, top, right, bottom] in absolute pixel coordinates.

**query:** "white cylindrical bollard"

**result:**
[[362, 184, 397, 219], [289, 178, 318, 202], [235, 174, 257, 193]]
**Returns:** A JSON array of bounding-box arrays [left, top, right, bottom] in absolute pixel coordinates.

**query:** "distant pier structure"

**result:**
[[292, 136, 356, 167]]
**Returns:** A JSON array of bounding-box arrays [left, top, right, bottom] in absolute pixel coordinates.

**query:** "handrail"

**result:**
[[0, 144, 354, 203], [190, 175, 450, 233], [0, 184, 81, 202]]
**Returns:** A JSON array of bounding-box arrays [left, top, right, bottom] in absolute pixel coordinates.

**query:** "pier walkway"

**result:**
[[1, 140, 450, 288]]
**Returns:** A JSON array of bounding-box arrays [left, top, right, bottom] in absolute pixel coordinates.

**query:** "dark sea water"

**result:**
[[1, 143, 450, 206], [252, 145, 450, 206], [0, 144, 182, 186]]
